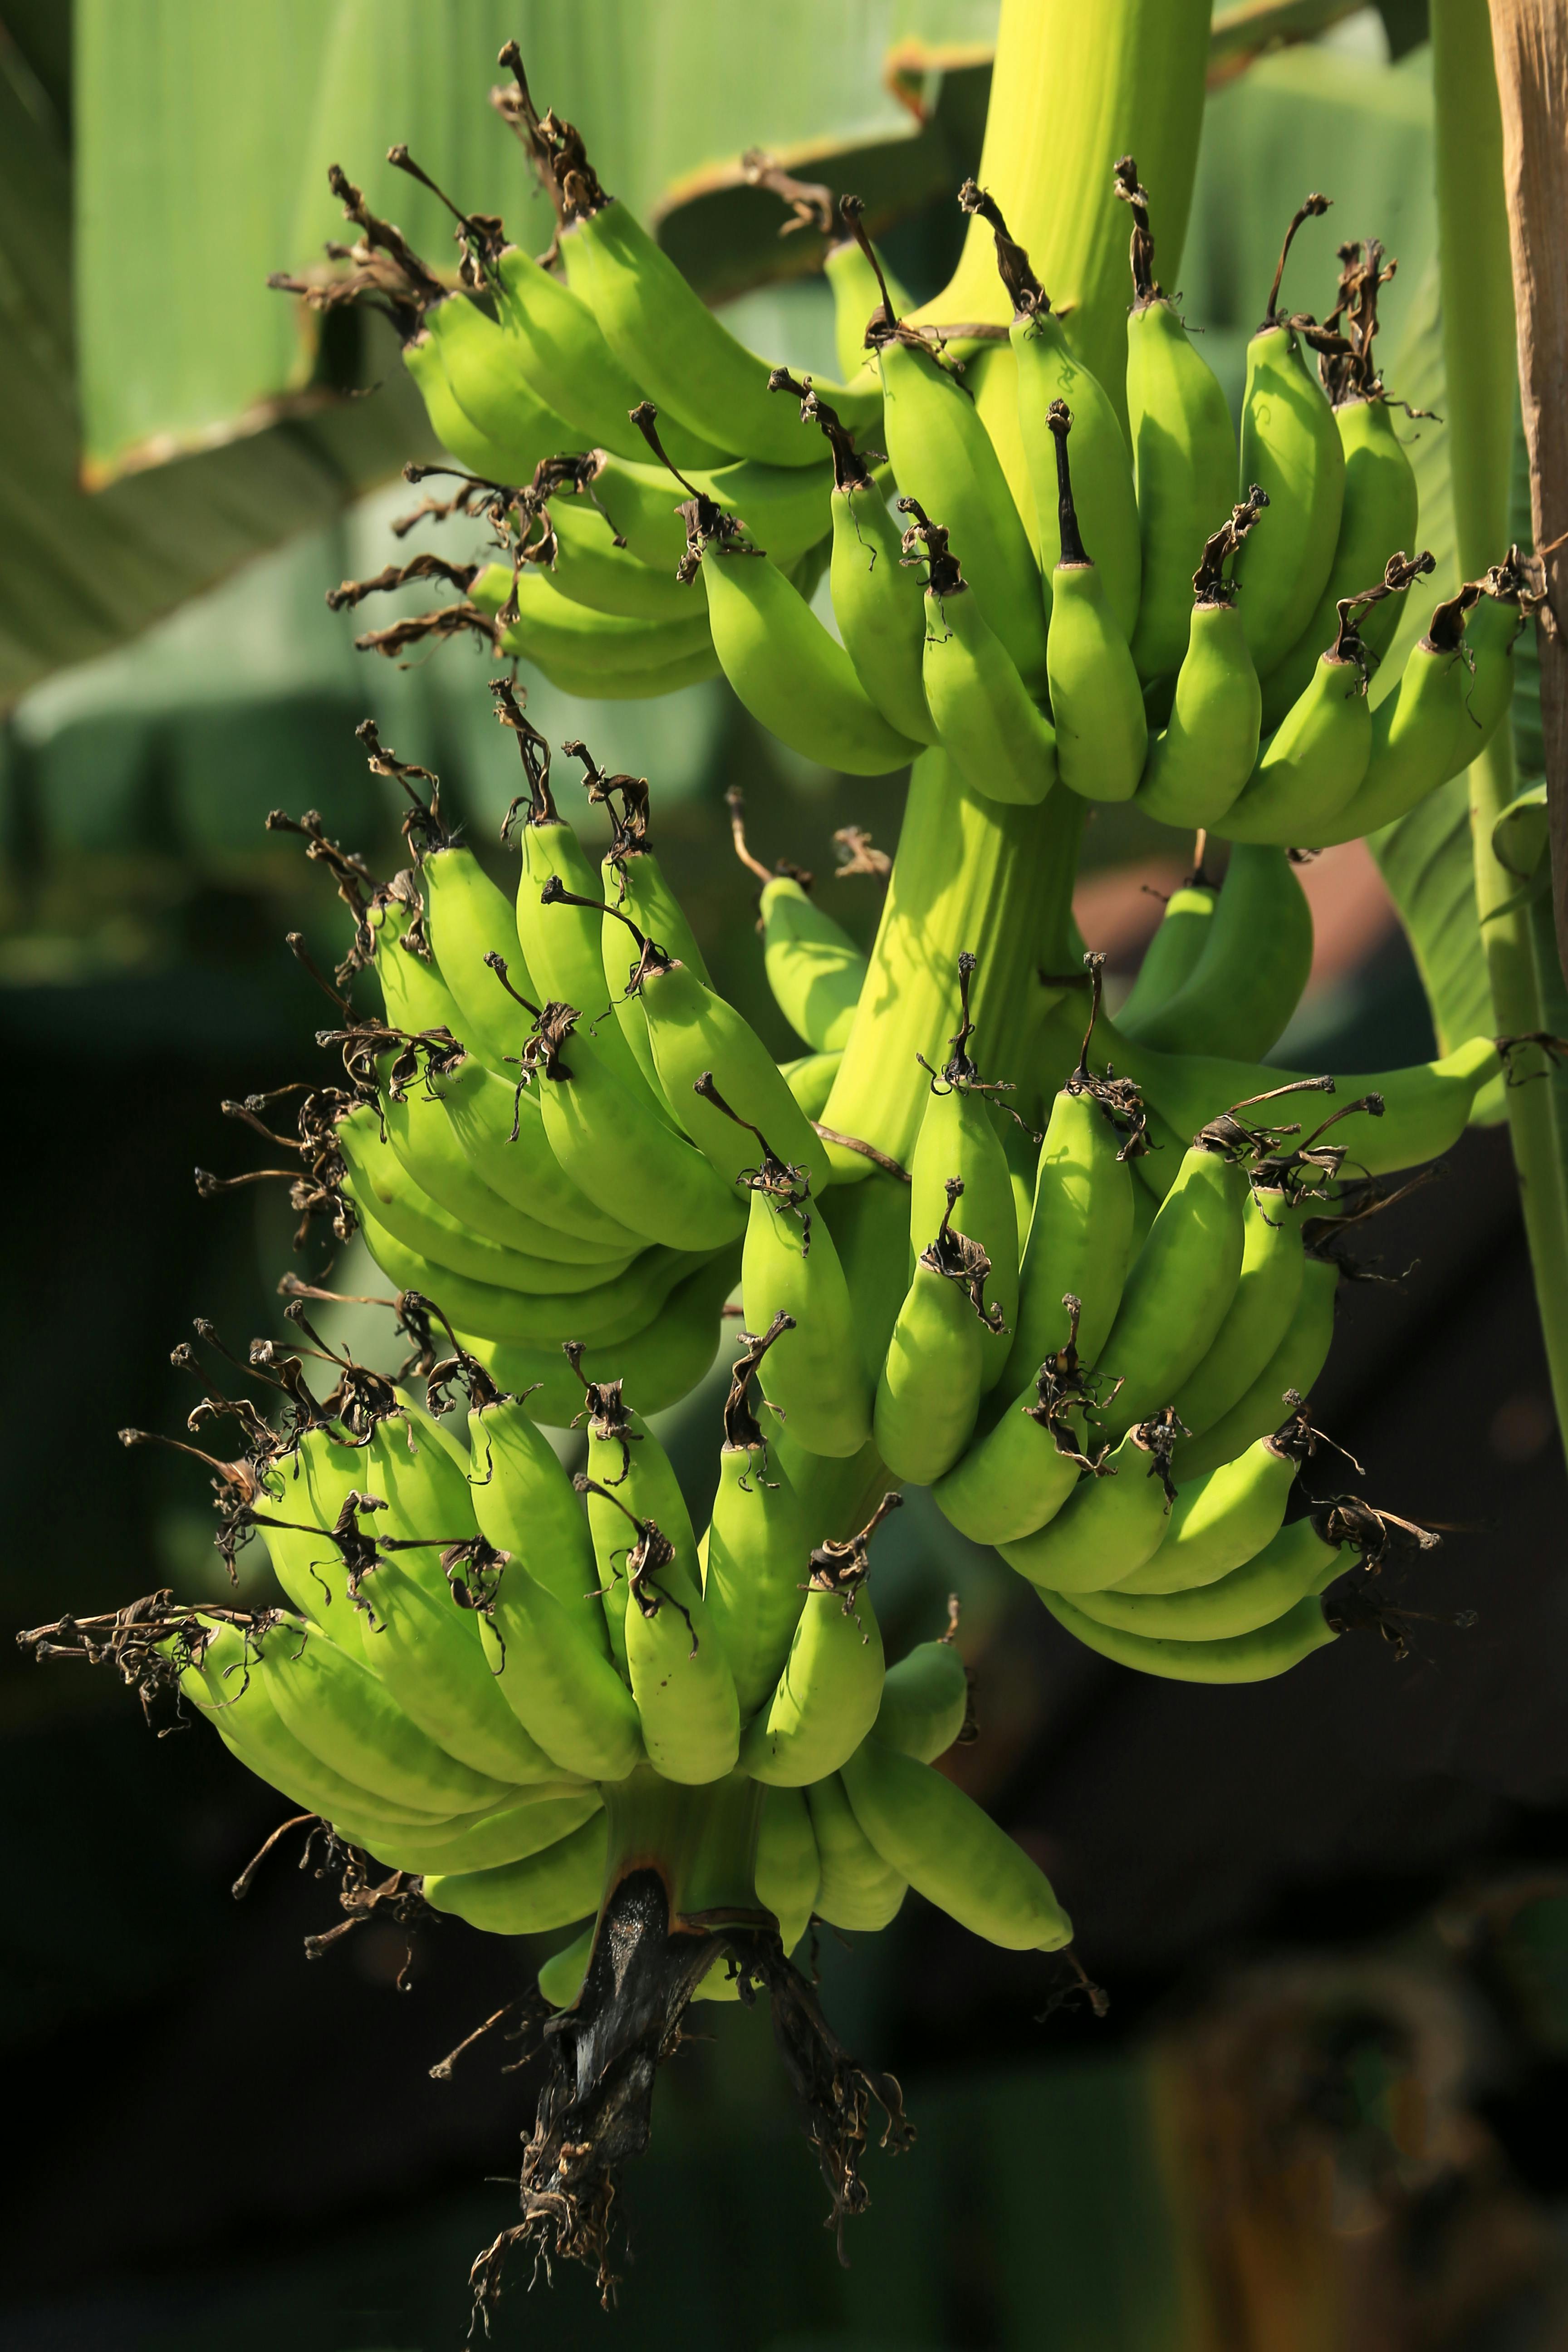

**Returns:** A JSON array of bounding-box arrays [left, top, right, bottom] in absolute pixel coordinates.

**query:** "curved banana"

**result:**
[[1112, 157, 1239, 684], [424, 1812, 610, 1933], [1043, 402, 1147, 803], [1125, 845, 1313, 1062], [1040, 1588, 1337, 1682], [1000, 1413, 1180, 1592], [805, 1772, 906, 1932], [1134, 494, 1267, 828], [840, 1739, 1071, 1950], [1231, 196, 1346, 681]]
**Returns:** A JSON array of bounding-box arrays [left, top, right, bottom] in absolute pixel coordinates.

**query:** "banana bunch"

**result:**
[[282, 68, 1524, 847], [31, 41, 1524, 2303]]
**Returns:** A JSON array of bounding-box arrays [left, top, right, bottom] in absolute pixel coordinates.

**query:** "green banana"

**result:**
[[754, 1784, 820, 1954], [740, 1143, 873, 1460], [580, 1474, 740, 1785], [1107, 1404, 1315, 1593], [840, 1739, 1071, 1950], [1000, 1412, 1180, 1592], [1312, 571, 1524, 843], [563, 445, 833, 577], [740, 1494, 897, 1785], [1087, 1506, 1343, 1640], [183, 1620, 444, 1831], [1040, 1588, 1337, 1683], [484, 228, 723, 466], [1112, 157, 1239, 683], [466, 1389, 608, 1630], [538, 1923, 595, 2010], [1134, 495, 1267, 828], [728, 816, 867, 1055], [419, 290, 581, 482], [472, 564, 716, 690], [873, 1178, 1007, 1482], [1231, 195, 1346, 680], [467, 1250, 738, 1428], [933, 1295, 1103, 1548], [557, 173, 879, 467], [914, 512, 1058, 806], [1100, 1023, 1502, 1185], [541, 500, 706, 621], [1001, 975, 1139, 1388], [1174, 1249, 1339, 1480], [805, 1772, 906, 1932], [771, 372, 935, 748], [818, 1171, 913, 1387], [826, 208, 913, 379], [872, 1611, 970, 1762], [954, 182, 1140, 642], [528, 1002, 745, 1253], [1168, 1184, 1306, 1438], [699, 531, 918, 777], [255, 1614, 511, 1818], [1095, 1136, 1250, 1436], [337, 1103, 633, 1297], [432, 1051, 646, 1251], [480, 1550, 645, 1784], [701, 1317, 813, 1718], [1124, 844, 1313, 1062], [424, 1812, 610, 1933], [1116, 866, 1216, 1032], [576, 1362, 701, 1673], [635, 950, 833, 1198], [352, 1204, 698, 1349], [1218, 607, 1375, 844], [345, 1787, 603, 1880], [1259, 238, 1421, 727], [907, 951, 1021, 1388], [1043, 400, 1147, 804], [377, 1066, 601, 1261], [875, 331, 1049, 693]]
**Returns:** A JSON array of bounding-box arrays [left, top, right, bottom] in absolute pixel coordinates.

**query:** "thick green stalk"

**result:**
[[600, 1765, 767, 1928], [921, 0, 1213, 408], [1433, 0, 1568, 1450], [819, 758, 1083, 1171]]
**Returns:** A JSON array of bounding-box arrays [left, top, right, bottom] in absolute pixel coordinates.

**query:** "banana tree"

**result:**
[[20, 0, 1568, 2319]]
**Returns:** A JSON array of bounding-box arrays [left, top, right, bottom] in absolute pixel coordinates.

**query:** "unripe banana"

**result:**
[[876, 338, 1049, 692], [1001, 1412, 1180, 1592], [700, 1317, 813, 1717], [1259, 239, 1421, 727], [1095, 1136, 1250, 1437], [874, 1178, 1004, 1482], [1043, 402, 1147, 803], [740, 1152, 872, 1460], [1107, 1404, 1315, 1594], [1219, 610, 1375, 844], [1174, 1250, 1339, 1480], [1168, 1184, 1306, 1439], [907, 952, 1021, 1391], [700, 535, 919, 777], [559, 183, 879, 467], [1040, 1588, 1337, 1682], [740, 1493, 897, 1784], [873, 1612, 970, 1761], [840, 1739, 1071, 1951], [957, 181, 1140, 640], [1126, 844, 1313, 1063], [466, 1391, 607, 1631], [424, 1812, 609, 1935], [349, 1788, 603, 1882], [1116, 868, 1216, 1033], [579, 1472, 740, 1785], [754, 1784, 820, 1953], [1134, 494, 1267, 829], [1087, 1505, 1346, 1642], [915, 521, 1057, 807], [805, 1772, 906, 1932], [1231, 196, 1346, 679], [933, 1295, 1103, 1548], [1112, 157, 1238, 683]]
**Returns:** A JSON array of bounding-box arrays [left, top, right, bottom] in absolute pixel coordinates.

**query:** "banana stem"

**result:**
[[1433, 0, 1568, 1455], [599, 1764, 768, 1928], [921, 0, 1211, 411]]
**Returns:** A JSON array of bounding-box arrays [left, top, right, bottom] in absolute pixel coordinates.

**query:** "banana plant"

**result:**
[[22, 0, 1568, 2320]]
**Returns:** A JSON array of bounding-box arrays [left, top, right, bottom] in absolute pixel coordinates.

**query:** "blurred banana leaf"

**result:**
[[0, 10, 435, 713]]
